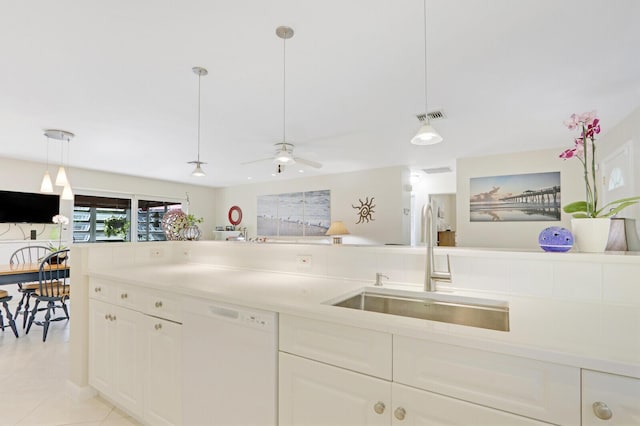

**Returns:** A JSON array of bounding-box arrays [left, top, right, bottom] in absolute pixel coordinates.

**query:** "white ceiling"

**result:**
[[2, 0, 640, 188]]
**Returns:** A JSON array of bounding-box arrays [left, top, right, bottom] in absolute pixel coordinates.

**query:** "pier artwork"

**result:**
[[469, 172, 561, 222]]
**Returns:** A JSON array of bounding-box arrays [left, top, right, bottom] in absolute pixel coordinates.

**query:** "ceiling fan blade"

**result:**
[[295, 157, 323, 169], [240, 157, 272, 166]]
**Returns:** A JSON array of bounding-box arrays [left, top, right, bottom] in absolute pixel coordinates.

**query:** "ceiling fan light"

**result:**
[[274, 150, 295, 165], [411, 122, 443, 145]]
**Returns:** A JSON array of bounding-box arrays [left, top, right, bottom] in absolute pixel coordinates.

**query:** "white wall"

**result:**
[[213, 166, 411, 245], [0, 156, 217, 261], [597, 105, 640, 232], [456, 148, 583, 249]]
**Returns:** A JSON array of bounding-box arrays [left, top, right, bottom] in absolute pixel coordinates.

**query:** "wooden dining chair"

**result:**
[[0, 290, 19, 337], [25, 249, 70, 342], [9, 245, 50, 329]]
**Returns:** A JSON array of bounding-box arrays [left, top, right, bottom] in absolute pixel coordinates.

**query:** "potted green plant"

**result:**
[[103, 216, 130, 241], [180, 214, 203, 240]]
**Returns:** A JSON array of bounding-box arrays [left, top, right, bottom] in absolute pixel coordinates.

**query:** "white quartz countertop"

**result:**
[[89, 262, 640, 379]]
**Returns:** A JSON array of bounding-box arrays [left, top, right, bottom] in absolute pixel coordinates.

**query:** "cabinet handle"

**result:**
[[111, 315, 116, 321], [394, 407, 406, 421], [104, 314, 110, 320], [155, 301, 163, 308], [592, 402, 613, 420], [154, 323, 163, 330], [94, 287, 101, 292], [373, 402, 385, 415], [120, 293, 128, 299]]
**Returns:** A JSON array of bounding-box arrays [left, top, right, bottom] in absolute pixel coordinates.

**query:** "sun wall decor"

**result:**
[[352, 196, 376, 224]]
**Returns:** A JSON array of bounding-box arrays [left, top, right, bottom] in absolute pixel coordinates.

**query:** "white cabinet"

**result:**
[[89, 299, 145, 416], [582, 370, 640, 425], [143, 315, 182, 426], [279, 316, 560, 426], [391, 382, 547, 425], [394, 335, 580, 425], [279, 352, 391, 426], [279, 352, 549, 426], [88, 279, 182, 426]]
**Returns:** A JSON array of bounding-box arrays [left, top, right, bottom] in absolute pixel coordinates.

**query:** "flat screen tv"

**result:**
[[0, 190, 60, 223]]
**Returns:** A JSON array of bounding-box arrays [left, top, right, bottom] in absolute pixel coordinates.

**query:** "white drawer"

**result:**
[[145, 290, 182, 323], [89, 278, 114, 302], [394, 336, 580, 425], [113, 283, 144, 312], [279, 314, 392, 380], [582, 370, 640, 425]]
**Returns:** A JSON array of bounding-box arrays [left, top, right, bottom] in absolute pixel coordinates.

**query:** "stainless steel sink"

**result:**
[[329, 288, 509, 332]]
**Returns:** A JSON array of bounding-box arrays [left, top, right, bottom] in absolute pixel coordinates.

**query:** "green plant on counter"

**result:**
[[103, 216, 130, 240], [186, 214, 204, 226]]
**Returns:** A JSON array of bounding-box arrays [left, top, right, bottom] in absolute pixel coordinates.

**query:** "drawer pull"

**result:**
[[154, 323, 163, 330], [94, 287, 101, 293], [104, 314, 110, 320], [155, 301, 163, 308], [592, 401, 613, 420], [373, 402, 385, 415], [394, 407, 406, 421], [120, 293, 128, 299], [111, 315, 116, 321]]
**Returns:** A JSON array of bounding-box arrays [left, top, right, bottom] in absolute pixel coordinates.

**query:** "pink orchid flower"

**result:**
[[559, 148, 576, 159]]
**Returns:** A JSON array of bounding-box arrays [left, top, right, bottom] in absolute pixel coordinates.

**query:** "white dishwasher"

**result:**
[[182, 297, 278, 426]]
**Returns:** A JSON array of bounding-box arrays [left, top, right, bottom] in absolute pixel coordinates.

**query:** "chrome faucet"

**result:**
[[423, 200, 452, 292], [374, 272, 389, 286]]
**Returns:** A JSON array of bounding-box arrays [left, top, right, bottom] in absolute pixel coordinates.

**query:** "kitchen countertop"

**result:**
[[89, 262, 640, 379]]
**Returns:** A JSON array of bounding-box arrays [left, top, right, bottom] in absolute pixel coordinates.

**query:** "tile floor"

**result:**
[[0, 299, 140, 426]]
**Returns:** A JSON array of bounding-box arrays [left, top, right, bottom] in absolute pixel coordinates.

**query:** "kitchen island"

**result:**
[[69, 241, 640, 425]]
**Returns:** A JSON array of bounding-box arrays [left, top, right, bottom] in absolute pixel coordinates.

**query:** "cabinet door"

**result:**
[[391, 383, 549, 426], [112, 305, 145, 415], [143, 315, 182, 426], [582, 370, 640, 425], [279, 352, 390, 426], [88, 299, 113, 394], [394, 336, 579, 425]]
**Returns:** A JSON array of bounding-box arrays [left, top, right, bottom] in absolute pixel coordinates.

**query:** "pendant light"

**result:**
[[411, 0, 443, 146], [44, 129, 74, 199], [188, 66, 208, 177], [40, 134, 54, 193], [275, 26, 295, 166]]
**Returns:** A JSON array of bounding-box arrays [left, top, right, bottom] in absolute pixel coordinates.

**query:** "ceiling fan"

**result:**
[[242, 142, 322, 170], [242, 25, 323, 173]]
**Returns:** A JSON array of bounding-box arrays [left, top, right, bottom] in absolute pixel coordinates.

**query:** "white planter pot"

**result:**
[[571, 218, 611, 253]]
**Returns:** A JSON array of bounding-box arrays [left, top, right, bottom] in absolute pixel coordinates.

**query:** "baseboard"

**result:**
[[66, 379, 98, 401]]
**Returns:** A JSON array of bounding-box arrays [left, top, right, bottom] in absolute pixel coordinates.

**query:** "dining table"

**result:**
[[0, 262, 70, 286]]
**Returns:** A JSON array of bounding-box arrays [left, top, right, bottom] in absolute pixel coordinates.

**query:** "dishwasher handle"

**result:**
[[208, 305, 240, 320]]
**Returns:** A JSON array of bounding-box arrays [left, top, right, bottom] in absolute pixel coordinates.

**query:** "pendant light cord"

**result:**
[[282, 35, 287, 144], [197, 71, 202, 163], [423, 0, 429, 116], [45, 136, 50, 168]]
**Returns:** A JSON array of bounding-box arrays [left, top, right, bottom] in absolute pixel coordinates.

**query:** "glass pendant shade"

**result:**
[[40, 171, 54, 193], [191, 163, 206, 177], [55, 166, 68, 187], [411, 122, 443, 145], [61, 182, 74, 200]]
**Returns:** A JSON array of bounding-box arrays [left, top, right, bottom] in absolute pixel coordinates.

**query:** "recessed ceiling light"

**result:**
[[247, 177, 253, 180], [298, 169, 304, 173]]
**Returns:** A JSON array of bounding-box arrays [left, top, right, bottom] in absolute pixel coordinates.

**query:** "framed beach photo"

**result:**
[[257, 190, 331, 236], [469, 172, 561, 222]]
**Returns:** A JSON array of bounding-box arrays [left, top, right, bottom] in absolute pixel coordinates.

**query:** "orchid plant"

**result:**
[[559, 111, 640, 218], [50, 214, 69, 252]]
